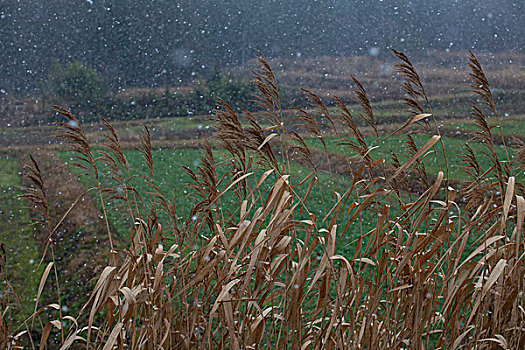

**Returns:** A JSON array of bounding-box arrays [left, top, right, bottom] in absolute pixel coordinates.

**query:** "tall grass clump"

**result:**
[[2, 51, 524, 349]]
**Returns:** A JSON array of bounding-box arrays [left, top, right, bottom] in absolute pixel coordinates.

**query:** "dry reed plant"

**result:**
[[1, 51, 524, 349]]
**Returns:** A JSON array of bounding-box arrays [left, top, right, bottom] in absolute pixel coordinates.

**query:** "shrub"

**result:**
[[98, 73, 255, 121], [47, 60, 108, 117], [207, 70, 256, 111]]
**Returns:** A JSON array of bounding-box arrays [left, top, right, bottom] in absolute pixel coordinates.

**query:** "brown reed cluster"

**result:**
[[2, 50, 524, 349]]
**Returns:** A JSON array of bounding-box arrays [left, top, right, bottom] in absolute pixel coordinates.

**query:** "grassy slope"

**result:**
[[0, 156, 41, 324]]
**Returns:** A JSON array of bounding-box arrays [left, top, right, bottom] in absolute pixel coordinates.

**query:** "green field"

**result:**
[[300, 132, 515, 181], [60, 147, 378, 255], [0, 156, 41, 324], [446, 114, 525, 135]]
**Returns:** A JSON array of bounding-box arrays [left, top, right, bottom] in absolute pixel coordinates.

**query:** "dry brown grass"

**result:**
[[230, 51, 525, 103], [2, 50, 525, 349]]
